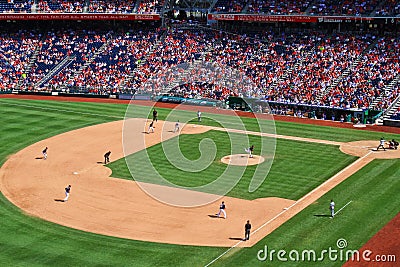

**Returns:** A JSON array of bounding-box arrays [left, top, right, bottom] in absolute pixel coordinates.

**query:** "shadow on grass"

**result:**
[[313, 214, 331, 217]]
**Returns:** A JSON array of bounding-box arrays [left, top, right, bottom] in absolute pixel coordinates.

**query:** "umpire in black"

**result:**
[[104, 151, 111, 164], [244, 220, 251, 241]]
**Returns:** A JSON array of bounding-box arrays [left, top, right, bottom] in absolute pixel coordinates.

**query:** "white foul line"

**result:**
[[204, 151, 372, 267], [334, 200, 352, 216], [203, 240, 242, 267]]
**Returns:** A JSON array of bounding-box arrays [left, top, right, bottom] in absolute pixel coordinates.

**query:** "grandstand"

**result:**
[[0, 0, 399, 126]]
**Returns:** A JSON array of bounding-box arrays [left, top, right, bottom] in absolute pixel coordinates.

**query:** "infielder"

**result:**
[[148, 120, 155, 134], [64, 185, 71, 202], [216, 201, 226, 219], [197, 110, 202, 122], [173, 120, 180, 133], [104, 151, 111, 164], [42, 147, 48, 160]]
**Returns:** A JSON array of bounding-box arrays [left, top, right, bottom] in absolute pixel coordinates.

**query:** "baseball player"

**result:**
[[104, 151, 111, 164], [244, 145, 254, 158], [148, 120, 155, 134], [197, 110, 202, 122], [173, 120, 180, 133], [42, 147, 48, 160], [153, 109, 158, 122], [244, 220, 252, 241], [63, 185, 71, 202], [216, 201, 227, 219], [330, 199, 335, 218], [376, 137, 386, 151]]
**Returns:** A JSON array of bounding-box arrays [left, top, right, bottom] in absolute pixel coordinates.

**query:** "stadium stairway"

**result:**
[[315, 39, 378, 103], [208, 0, 219, 12], [17, 42, 41, 90], [381, 77, 400, 120], [370, 74, 400, 110], [133, 0, 141, 12], [267, 46, 316, 96], [118, 29, 167, 92], [35, 55, 76, 88], [61, 38, 111, 91]]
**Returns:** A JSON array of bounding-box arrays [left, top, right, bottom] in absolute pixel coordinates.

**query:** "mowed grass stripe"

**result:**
[[109, 131, 356, 200], [0, 97, 398, 266], [210, 159, 400, 267], [1, 104, 117, 165], [2, 97, 400, 142], [0, 100, 226, 266], [0, 193, 226, 266]]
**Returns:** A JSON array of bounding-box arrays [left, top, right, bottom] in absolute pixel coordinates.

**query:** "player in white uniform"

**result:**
[[42, 147, 48, 159], [216, 201, 227, 219], [148, 121, 155, 134], [376, 138, 386, 151], [330, 200, 335, 218], [244, 145, 254, 158], [63, 185, 71, 202]]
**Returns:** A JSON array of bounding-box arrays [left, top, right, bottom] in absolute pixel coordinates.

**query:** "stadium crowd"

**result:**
[[0, 0, 399, 120], [247, 0, 311, 14], [0, 0, 398, 16], [1, 25, 398, 115]]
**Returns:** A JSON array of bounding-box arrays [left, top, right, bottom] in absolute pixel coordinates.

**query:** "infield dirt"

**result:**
[[1, 119, 399, 247]]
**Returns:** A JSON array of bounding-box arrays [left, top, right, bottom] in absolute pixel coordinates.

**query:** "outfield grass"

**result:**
[[211, 159, 400, 267], [0, 97, 399, 267], [2, 98, 400, 142], [0, 98, 225, 266], [0, 193, 225, 266], [109, 130, 356, 200]]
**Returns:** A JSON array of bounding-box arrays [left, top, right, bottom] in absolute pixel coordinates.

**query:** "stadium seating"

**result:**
[[0, 0, 32, 13], [247, 0, 311, 14]]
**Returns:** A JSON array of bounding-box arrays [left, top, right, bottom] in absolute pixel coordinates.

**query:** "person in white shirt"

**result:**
[[330, 200, 335, 218]]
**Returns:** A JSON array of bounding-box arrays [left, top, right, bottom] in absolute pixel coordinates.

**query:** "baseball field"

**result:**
[[0, 96, 399, 266]]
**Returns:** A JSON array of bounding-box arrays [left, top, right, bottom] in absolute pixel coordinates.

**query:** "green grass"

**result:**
[[0, 97, 399, 266], [109, 130, 356, 200], [211, 159, 400, 267], [0, 193, 225, 266], [3, 97, 400, 143], [0, 98, 226, 266]]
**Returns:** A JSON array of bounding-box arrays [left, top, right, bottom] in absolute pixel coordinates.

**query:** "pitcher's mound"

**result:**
[[221, 154, 265, 166]]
